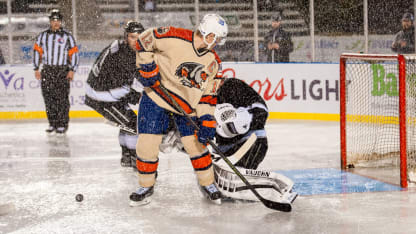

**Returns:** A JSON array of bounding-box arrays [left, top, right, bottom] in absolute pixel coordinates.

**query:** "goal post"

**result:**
[[340, 53, 416, 188]]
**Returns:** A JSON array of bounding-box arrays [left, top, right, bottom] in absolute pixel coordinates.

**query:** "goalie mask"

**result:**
[[198, 14, 228, 48], [215, 103, 252, 138]]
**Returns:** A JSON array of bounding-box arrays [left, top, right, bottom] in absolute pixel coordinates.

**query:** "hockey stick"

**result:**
[[157, 84, 292, 212], [104, 119, 137, 135]]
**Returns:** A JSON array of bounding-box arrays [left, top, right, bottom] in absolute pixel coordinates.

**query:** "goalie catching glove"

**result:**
[[215, 103, 252, 138], [121, 89, 142, 105]]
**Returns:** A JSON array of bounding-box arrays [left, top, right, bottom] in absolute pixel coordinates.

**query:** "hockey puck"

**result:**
[[75, 194, 84, 202]]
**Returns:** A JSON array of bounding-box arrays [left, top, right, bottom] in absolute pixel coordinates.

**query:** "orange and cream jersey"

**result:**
[[135, 26, 223, 118]]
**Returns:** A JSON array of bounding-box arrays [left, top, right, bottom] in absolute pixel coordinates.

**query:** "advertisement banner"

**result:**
[[0, 65, 90, 113], [0, 63, 341, 120], [222, 63, 340, 115]]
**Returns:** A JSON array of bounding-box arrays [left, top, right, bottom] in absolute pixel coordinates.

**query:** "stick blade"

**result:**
[[261, 199, 292, 212]]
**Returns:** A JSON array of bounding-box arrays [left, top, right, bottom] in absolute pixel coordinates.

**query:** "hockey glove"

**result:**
[[197, 115, 216, 144], [138, 61, 160, 87], [123, 89, 142, 105]]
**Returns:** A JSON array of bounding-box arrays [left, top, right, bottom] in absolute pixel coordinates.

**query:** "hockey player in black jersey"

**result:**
[[85, 21, 145, 168]]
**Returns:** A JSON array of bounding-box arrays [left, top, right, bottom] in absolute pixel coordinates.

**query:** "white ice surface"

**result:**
[[1, 119, 416, 234]]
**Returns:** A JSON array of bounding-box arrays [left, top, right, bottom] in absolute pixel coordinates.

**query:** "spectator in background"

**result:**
[[264, 12, 293, 63], [222, 49, 238, 62], [144, 0, 155, 11], [392, 12, 415, 54], [0, 48, 5, 64]]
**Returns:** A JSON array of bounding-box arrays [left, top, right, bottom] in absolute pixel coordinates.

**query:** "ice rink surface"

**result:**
[[1, 119, 416, 234]]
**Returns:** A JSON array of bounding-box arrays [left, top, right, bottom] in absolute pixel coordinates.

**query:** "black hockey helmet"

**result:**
[[124, 21, 145, 34], [49, 9, 63, 21]]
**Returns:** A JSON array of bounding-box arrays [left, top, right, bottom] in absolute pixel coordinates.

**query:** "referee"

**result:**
[[33, 9, 79, 135]]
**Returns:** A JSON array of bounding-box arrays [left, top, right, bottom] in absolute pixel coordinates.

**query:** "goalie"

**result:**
[[212, 77, 297, 204]]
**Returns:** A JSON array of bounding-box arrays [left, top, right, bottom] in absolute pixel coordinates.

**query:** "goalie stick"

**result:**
[[158, 84, 292, 212]]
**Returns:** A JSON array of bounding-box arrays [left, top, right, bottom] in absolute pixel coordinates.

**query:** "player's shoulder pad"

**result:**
[[153, 26, 193, 42], [109, 40, 121, 54]]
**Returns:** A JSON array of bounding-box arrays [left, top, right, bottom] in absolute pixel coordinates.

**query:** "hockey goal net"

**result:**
[[340, 53, 416, 188]]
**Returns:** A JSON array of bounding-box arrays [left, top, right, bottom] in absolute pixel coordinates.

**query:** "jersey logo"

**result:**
[[57, 38, 65, 44], [175, 62, 208, 89]]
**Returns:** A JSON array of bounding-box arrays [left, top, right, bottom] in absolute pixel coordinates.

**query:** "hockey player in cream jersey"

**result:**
[[130, 14, 228, 206]]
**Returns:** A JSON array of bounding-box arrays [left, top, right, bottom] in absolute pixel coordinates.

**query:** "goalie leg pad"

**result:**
[[213, 162, 296, 203], [136, 134, 163, 187], [234, 137, 268, 170]]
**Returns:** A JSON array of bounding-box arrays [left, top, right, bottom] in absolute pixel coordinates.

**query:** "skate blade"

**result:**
[[209, 198, 222, 205], [129, 198, 151, 207], [199, 189, 222, 205]]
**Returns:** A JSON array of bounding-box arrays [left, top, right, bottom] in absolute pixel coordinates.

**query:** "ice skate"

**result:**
[[199, 183, 222, 205], [45, 126, 56, 136], [120, 152, 132, 167], [55, 127, 67, 137], [129, 186, 154, 206]]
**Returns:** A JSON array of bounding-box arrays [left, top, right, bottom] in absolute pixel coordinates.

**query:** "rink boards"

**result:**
[[0, 63, 340, 121]]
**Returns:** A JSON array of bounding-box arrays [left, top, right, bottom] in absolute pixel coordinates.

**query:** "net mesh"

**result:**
[[343, 55, 416, 184]]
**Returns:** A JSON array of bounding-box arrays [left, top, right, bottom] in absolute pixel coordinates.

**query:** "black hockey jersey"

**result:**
[[216, 78, 269, 144], [87, 40, 137, 91]]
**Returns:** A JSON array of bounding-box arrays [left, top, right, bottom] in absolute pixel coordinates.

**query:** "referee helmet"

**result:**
[[49, 9, 63, 21]]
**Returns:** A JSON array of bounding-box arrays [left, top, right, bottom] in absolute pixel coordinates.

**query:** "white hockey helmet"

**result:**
[[198, 14, 228, 48]]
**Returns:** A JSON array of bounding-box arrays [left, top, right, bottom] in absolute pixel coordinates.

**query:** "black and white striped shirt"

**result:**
[[33, 28, 79, 71]]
